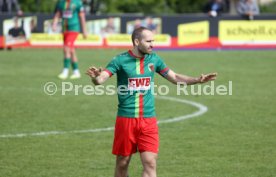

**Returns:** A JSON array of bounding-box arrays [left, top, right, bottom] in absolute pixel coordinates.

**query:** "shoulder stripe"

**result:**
[[159, 67, 169, 74]]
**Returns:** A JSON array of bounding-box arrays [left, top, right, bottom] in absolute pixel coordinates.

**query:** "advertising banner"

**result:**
[[106, 34, 171, 47], [30, 34, 103, 46], [178, 21, 209, 45], [219, 20, 276, 45]]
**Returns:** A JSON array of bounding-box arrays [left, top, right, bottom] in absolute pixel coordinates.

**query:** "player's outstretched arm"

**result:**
[[52, 11, 61, 32], [165, 69, 217, 85], [86, 67, 110, 85]]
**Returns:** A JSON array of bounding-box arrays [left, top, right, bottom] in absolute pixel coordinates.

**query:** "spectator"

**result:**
[[204, 0, 226, 17], [134, 18, 142, 29], [127, 18, 142, 34], [0, 0, 23, 16], [8, 17, 26, 40], [145, 17, 158, 34], [101, 17, 116, 36], [5, 17, 26, 49], [30, 18, 39, 33], [237, 0, 260, 20]]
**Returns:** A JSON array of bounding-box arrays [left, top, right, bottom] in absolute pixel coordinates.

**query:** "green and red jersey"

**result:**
[[55, 0, 84, 32], [105, 50, 170, 118]]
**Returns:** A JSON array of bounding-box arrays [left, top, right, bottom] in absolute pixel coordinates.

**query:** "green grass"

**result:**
[[0, 48, 275, 177]]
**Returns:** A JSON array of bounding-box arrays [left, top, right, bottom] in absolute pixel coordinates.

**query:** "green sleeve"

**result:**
[[77, 0, 84, 13], [155, 54, 169, 77], [54, 0, 62, 13], [105, 57, 121, 76]]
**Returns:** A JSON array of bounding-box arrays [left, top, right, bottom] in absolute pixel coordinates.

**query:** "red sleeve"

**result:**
[[104, 69, 113, 77]]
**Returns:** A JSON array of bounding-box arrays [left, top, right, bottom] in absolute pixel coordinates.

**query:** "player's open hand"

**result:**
[[86, 66, 103, 78], [199, 73, 217, 83]]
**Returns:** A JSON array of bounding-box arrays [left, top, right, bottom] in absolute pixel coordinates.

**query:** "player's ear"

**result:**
[[134, 38, 139, 46]]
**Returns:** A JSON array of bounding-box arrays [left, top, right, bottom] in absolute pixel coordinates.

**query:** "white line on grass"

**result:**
[[156, 96, 208, 124], [0, 96, 208, 138]]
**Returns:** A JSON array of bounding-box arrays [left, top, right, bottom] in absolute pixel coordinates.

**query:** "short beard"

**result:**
[[138, 47, 149, 56]]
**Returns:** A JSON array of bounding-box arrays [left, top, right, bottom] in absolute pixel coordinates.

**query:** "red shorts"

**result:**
[[63, 31, 79, 48], [112, 116, 159, 156]]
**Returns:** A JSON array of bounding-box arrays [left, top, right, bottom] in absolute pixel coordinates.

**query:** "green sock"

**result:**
[[72, 62, 79, 70], [64, 58, 71, 69]]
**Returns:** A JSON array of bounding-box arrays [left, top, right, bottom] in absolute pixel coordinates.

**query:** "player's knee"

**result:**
[[70, 47, 75, 53], [116, 156, 131, 170], [142, 157, 156, 170], [117, 162, 128, 170], [64, 46, 70, 53]]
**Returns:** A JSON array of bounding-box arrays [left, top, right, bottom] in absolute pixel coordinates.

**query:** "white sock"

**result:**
[[62, 68, 69, 75], [73, 70, 80, 75]]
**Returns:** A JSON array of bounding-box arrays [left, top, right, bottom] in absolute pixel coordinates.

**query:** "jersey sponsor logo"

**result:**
[[128, 77, 151, 90], [63, 10, 73, 18], [148, 63, 154, 72]]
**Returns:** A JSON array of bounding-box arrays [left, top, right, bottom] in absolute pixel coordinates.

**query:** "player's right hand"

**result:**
[[86, 66, 102, 78], [83, 32, 88, 39]]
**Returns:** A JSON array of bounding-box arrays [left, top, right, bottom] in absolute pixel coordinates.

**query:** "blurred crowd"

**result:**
[[0, 0, 261, 20], [203, 0, 260, 20], [0, 0, 262, 21], [0, 0, 23, 16]]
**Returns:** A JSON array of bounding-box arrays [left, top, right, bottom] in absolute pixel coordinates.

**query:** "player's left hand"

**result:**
[[199, 72, 217, 83]]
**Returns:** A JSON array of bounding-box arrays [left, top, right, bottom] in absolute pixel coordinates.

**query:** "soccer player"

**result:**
[[86, 27, 217, 177], [52, 0, 87, 80]]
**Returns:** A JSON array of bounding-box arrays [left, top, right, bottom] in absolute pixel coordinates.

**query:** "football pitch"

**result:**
[[0, 48, 275, 177]]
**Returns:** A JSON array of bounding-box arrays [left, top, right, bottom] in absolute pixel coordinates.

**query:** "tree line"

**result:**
[[19, 0, 212, 14], [19, 0, 276, 14]]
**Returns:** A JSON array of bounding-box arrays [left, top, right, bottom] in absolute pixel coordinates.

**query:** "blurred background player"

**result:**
[[52, 0, 88, 80]]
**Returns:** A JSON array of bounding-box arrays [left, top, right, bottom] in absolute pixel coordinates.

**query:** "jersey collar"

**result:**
[[128, 50, 145, 59]]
